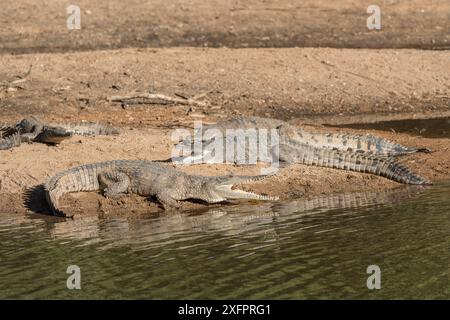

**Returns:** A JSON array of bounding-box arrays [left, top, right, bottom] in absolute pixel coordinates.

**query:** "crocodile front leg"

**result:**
[[20, 133, 37, 143]]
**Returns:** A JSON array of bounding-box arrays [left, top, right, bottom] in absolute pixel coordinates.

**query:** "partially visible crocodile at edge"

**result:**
[[0, 116, 119, 150]]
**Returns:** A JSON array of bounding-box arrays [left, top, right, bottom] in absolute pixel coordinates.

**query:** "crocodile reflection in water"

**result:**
[[41, 185, 428, 247]]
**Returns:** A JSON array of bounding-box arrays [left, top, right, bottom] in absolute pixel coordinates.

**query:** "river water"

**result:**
[[1, 183, 449, 299]]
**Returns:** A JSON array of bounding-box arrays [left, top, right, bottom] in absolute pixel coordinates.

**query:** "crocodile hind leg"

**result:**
[[98, 170, 131, 199]]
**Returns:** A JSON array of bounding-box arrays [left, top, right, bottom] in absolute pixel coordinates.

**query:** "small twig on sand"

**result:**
[[0, 64, 33, 88], [17, 64, 33, 79], [108, 92, 209, 107], [309, 56, 375, 82]]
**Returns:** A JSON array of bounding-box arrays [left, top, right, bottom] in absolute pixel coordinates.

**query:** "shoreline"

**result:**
[[1, 123, 449, 216]]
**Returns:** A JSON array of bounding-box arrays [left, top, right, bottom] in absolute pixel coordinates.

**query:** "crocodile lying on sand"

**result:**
[[45, 160, 277, 217], [174, 116, 431, 185], [0, 116, 119, 150]]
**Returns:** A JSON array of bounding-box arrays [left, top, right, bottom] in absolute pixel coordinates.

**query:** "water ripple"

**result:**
[[1, 183, 449, 299]]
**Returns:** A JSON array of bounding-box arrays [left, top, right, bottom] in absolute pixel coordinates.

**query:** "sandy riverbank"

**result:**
[[0, 47, 449, 216]]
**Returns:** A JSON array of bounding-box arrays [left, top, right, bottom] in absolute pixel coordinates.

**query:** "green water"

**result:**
[[1, 184, 449, 299]]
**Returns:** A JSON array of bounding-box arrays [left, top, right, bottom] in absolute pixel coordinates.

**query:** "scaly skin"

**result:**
[[16, 116, 71, 145], [0, 116, 119, 150], [277, 139, 431, 185], [180, 116, 428, 156], [0, 126, 21, 150], [175, 116, 431, 184], [277, 122, 429, 156], [45, 160, 277, 217]]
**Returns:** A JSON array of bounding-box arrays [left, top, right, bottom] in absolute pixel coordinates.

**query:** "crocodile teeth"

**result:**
[[216, 184, 278, 201]]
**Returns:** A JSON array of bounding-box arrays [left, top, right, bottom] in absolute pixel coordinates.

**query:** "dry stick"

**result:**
[[0, 64, 33, 88], [309, 56, 402, 98], [316, 58, 375, 82], [108, 93, 209, 107], [18, 64, 33, 79]]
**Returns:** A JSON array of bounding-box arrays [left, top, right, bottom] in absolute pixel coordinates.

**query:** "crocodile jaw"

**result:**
[[37, 127, 73, 145], [214, 184, 278, 201]]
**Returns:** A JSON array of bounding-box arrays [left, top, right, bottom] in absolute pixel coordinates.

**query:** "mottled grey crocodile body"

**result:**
[[1, 118, 70, 149], [17, 117, 72, 145], [175, 116, 431, 185], [180, 116, 426, 156], [278, 121, 428, 156], [45, 160, 277, 217], [0, 116, 118, 150], [0, 126, 21, 150], [48, 121, 119, 137]]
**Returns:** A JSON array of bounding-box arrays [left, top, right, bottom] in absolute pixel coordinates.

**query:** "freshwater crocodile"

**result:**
[[45, 160, 277, 217], [0, 116, 118, 150], [174, 116, 431, 185]]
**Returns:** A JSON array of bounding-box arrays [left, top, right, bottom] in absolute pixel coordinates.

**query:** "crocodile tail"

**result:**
[[0, 126, 21, 150], [280, 143, 432, 185], [281, 125, 427, 156], [56, 122, 119, 136], [325, 132, 426, 155], [45, 162, 109, 216]]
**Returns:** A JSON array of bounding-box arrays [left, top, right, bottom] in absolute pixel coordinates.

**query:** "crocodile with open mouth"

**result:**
[[44, 160, 277, 217]]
